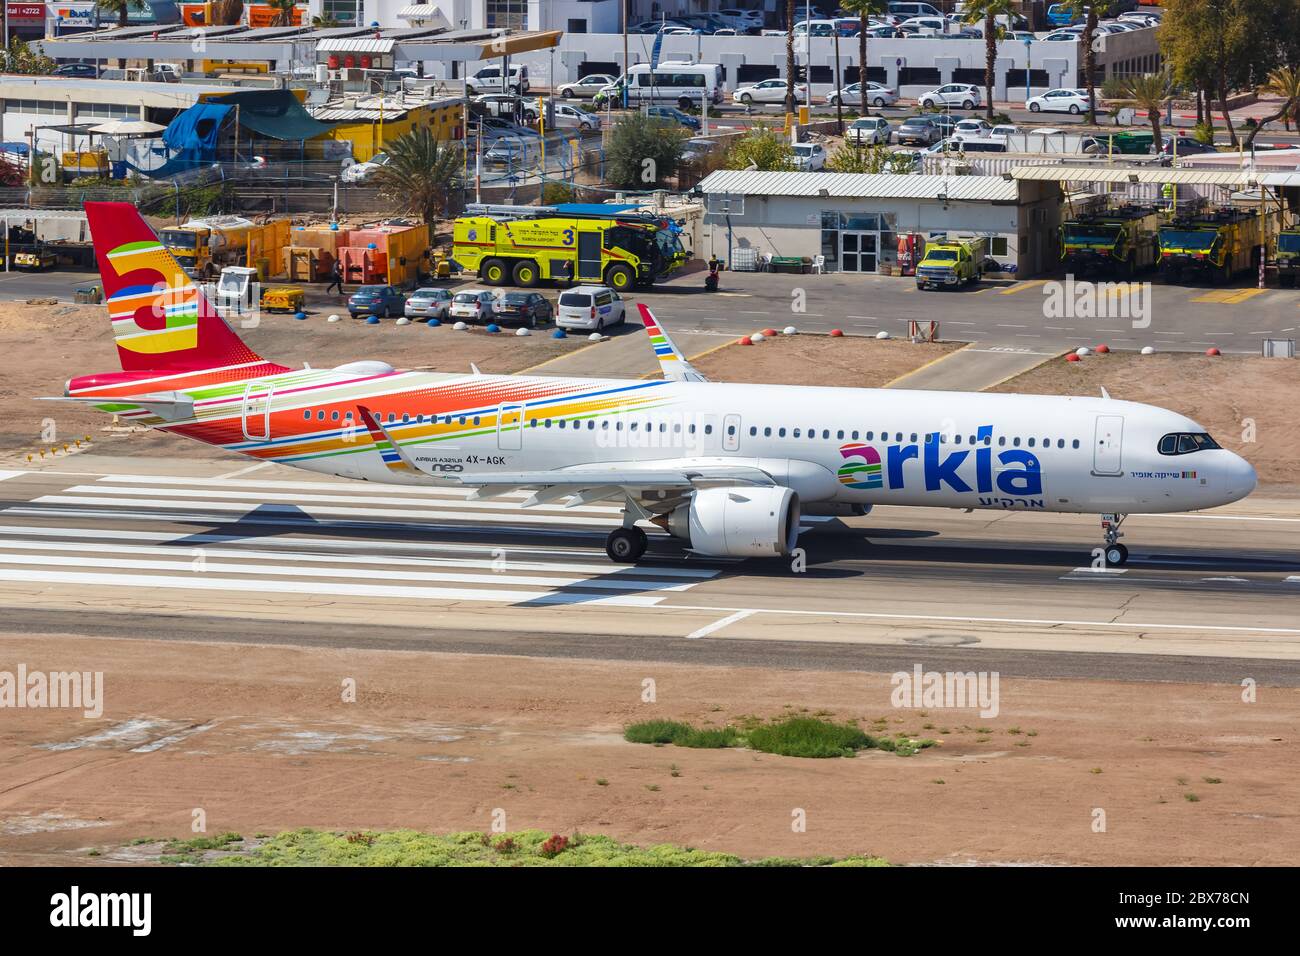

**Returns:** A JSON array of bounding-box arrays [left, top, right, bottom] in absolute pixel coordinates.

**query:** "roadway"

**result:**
[[7, 266, 1298, 355], [4, 459, 1299, 684]]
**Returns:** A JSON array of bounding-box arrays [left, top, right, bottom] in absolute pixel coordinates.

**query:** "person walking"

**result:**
[[325, 260, 344, 295]]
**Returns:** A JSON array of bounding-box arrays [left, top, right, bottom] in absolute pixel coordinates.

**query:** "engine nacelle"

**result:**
[[657, 486, 800, 558]]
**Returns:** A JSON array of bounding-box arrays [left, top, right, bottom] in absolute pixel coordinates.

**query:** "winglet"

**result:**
[[356, 404, 430, 478], [637, 303, 708, 383]]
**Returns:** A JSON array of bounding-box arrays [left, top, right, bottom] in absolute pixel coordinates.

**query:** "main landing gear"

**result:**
[[1100, 513, 1129, 567], [606, 527, 647, 563]]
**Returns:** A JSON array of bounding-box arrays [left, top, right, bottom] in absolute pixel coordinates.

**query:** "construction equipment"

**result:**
[[1157, 206, 1265, 284], [1061, 204, 1160, 278], [210, 266, 304, 317], [451, 204, 688, 291], [1276, 227, 1300, 288], [13, 249, 57, 271], [160, 217, 291, 280], [915, 237, 986, 290]]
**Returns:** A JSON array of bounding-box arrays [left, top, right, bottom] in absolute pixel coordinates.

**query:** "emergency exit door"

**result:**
[[1092, 415, 1124, 476], [241, 382, 273, 442], [498, 403, 523, 450], [577, 232, 603, 280]]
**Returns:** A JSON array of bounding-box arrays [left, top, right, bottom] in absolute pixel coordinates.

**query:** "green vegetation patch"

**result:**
[[177, 828, 887, 867], [625, 716, 936, 759]]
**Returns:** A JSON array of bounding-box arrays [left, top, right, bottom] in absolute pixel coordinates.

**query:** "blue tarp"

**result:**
[[552, 203, 638, 216], [162, 103, 232, 166]]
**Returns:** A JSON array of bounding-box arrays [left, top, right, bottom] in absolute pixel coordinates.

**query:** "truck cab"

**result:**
[[916, 237, 985, 290], [1277, 229, 1300, 287]]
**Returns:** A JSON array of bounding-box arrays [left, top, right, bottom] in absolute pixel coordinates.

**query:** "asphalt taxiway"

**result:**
[[3, 458, 1299, 684]]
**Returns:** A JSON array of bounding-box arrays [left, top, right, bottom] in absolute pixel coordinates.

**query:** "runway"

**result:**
[[3, 460, 1300, 683]]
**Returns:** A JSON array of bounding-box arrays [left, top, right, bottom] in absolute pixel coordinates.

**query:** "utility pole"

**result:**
[[621, 0, 628, 110], [833, 24, 843, 135]]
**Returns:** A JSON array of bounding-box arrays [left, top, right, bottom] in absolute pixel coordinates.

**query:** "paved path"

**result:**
[[519, 327, 727, 379], [886, 343, 1061, 391]]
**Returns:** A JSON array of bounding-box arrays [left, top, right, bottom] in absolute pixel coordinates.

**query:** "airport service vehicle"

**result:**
[[826, 82, 898, 108], [1158, 207, 1266, 283], [557, 285, 626, 331], [452, 206, 687, 291], [792, 142, 827, 171], [159, 216, 290, 279], [495, 291, 553, 328], [466, 64, 529, 93], [1027, 88, 1093, 114], [13, 249, 56, 271], [404, 287, 453, 320], [348, 285, 406, 319], [1061, 204, 1160, 277], [448, 289, 497, 322], [919, 84, 981, 110], [897, 116, 940, 145], [915, 237, 985, 289], [888, 1, 942, 17], [600, 62, 725, 109], [341, 152, 390, 183], [60, 202, 1258, 566], [1276, 228, 1300, 287], [845, 117, 893, 145], [474, 93, 538, 123], [734, 79, 806, 105], [898, 15, 947, 34], [556, 74, 615, 99]]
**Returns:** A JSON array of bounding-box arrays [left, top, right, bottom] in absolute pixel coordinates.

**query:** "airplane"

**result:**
[[51, 201, 1257, 567]]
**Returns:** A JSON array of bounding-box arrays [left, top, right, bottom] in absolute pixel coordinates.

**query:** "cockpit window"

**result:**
[[1158, 432, 1220, 455]]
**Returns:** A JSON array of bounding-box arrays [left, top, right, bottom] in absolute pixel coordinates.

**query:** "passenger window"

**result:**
[[837, 430, 844, 440], [331, 411, 339, 421], [1072, 439, 1080, 449], [1028, 438, 1035, 447], [318, 411, 326, 421], [865, 431, 873, 440], [704, 425, 713, 434], [852, 431, 859, 440], [764, 427, 772, 437], [303, 410, 310, 419], [779, 428, 787, 437], [749, 426, 757, 436], [1012, 437, 1020, 447], [793, 428, 801, 438]]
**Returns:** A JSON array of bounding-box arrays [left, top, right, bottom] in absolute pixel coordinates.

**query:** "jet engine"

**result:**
[[653, 486, 800, 558]]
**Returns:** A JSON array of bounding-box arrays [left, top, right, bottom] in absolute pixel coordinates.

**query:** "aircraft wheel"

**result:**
[[1105, 543, 1129, 567], [606, 527, 647, 563]]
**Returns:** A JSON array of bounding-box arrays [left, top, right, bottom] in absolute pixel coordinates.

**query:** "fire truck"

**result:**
[[1157, 206, 1266, 284], [1061, 204, 1160, 277]]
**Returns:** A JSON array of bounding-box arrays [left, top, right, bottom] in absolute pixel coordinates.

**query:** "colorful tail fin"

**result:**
[[86, 201, 268, 374], [637, 303, 709, 383]]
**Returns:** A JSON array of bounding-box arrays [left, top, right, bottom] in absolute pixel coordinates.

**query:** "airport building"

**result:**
[[698, 169, 1062, 277]]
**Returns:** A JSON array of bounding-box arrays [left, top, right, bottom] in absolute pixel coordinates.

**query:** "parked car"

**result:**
[[475, 93, 538, 123], [341, 153, 390, 183], [493, 291, 553, 328], [1163, 135, 1218, 156], [466, 64, 529, 93], [53, 62, 99, 78], [556, 286, 626, 332], [1042, 30, 1083, 42], [929, 113, 960, 138], [918, 83, 981, 110], [845, 116, 893, 145], [825, 81, 898, 108], [990, 123, 1019, 139], [556, 73, 616, 99], [952, 118, 993, 138], [896, 116, 940, 145], [1027, 88, 1095, 114], [404, 287, 453, 321], [680, 136, 723, 163], [719, 8, 764, 31], [550, 102, 601, 131], [792, 142, 827, 171], [483, 138, 539, 171], [733, 78, 806, 105], [449, 289, 497, 323], [348, 285, 405, 319], [646, 105, 701, 130]]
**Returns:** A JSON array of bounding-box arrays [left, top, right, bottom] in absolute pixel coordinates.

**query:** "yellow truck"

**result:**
[[1275, 228, 1300, 288], [1157, 207, 1265, 284], [915, 237, 986, 290], [451, 207, 687, 291], [160, 217, 291, 279], [1061, 205, 1160, 278]]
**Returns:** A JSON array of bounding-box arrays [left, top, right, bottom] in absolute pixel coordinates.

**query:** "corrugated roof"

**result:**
[[318, 37, 397, 53], [697, 169, 1020, 202], [1008, 166, 1300, 187], [310, 107, 412, 121]]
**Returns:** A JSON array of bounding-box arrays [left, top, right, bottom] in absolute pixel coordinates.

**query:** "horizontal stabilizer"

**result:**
[[41, 392, 195, 421]]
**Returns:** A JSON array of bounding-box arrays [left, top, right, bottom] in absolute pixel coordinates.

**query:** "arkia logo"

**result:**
[[838, 426, 1043, 497]]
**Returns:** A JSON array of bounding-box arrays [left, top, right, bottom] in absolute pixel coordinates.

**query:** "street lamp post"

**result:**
[[1023, 37, 1032, 104]]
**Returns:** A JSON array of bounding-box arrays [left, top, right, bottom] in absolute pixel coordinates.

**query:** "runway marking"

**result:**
[[0, 568, 669, 607], [0, 471, 24, 482], [90, 473, 534, 500], [998, 280, 1049, 295], [218, 461, 275, 479], [1063, 567, 1127, 575], [1191, 288, 1268, 305], [687, 609, 756, 639]]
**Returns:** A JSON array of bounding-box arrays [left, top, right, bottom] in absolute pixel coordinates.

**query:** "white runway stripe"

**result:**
[[0, 549, 699, 591], [0, 524, 719, 574], [89, 472, 535, 499], [0, 567, 667, 607]]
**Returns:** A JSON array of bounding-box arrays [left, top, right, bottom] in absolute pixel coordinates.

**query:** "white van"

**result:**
[[557, 286, 626, 332], [605, 61, 725, 109], [466, 63, 530, 93]]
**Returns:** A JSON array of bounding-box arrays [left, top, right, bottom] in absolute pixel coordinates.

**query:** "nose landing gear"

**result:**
[[1100, 513, 1129, 566]]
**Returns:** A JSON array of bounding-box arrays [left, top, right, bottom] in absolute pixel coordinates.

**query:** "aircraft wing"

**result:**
[[638, 303, 709, 383]]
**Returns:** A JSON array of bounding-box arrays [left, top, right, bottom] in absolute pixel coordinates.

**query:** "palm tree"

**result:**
[[1067, 1, 1100, 125], [211, 0, 244, 25], [841, 0, 888, 118], [785, 0, 798, 116], [264, 0, 297, 27], [370, 127, 464, 226], [963, 0, 1015, 121], [1116, 71, 1173, 157], [311, 14, 341, 28], [1245, 66, 1300, 147]]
